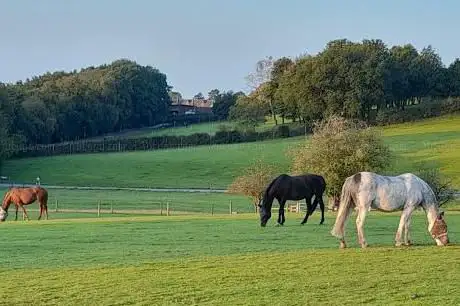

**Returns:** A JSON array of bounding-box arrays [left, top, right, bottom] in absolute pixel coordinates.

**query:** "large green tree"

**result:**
[[0, 59, 172, 144], [269, 38, 457, 124], [212, 91, 245, 120]]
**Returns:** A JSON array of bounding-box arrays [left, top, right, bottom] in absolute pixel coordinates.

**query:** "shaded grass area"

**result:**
[[94, 115, 287, 139], [0, 213, 459, 305], [2, 114, 460, 189], [100, 120, 228, 139]]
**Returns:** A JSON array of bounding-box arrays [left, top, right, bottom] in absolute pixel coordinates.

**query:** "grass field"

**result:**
[[98, 121, 228, 139], [1, 115, 459, 305], [3, 114, 459, 189], [87, 116, 287, 140], [0, 211, 459, 305], [0, 187, 256, 217]]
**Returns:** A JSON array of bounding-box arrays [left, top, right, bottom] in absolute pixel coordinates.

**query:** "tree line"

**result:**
[[230, 39, 460, 126], [0, 59, 172, 149]]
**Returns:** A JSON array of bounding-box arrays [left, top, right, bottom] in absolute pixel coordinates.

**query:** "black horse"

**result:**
[[258, 174, 326, 227]]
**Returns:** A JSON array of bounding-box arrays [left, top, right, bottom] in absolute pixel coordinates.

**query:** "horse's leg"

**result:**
[[395, 205, 415, 247], [278, 200, 286, 226], [38, 204, 43, 220], [300, 196, 314, 225], [318, 195, 325, 225], [15, 205, 18, 221], [19, 205, 30, 221], [44, 203, 49, 220], [356, 207, 369, 248], [404, 214, 413, 246], [276, 198, 282, 225]]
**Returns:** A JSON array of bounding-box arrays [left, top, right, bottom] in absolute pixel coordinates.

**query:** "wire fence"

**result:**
[[6, 194, 320, 221], [46, 198, 313, 217]]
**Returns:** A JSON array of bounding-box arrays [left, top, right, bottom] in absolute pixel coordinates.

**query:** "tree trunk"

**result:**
[[268, 98, 278, 125]]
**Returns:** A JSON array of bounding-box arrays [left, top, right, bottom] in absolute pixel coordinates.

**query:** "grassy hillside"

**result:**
[[94, 121, 227, 139], [3, 114, 460, 189], [0, 213, 459, 304], [88, 116, 288, 140]]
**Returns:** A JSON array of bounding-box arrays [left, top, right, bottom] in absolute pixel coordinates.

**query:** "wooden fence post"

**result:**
[[160, 202, 163, 216], [111, 202, 114, 214], [55, 199, 58, 212], [229, 201, 233, 215], [166, 202, 170, 216], [97, 201, 101, 217], [211, 203, 214, 215]]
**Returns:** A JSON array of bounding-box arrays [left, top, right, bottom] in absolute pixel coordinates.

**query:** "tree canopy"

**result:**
[[232, 39, 460, 125], [0, 59, 172, 145], [211, 91, 245, 120]]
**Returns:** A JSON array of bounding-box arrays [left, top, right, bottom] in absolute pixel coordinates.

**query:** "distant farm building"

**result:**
[[170, 98, 213, 116]]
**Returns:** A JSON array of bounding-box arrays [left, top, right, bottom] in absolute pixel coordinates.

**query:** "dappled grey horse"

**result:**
[[331, 172, 449, 248]]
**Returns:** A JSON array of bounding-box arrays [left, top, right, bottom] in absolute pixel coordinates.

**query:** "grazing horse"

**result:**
[[258, 174, 326, 227], [0, 187, 49, 222], [331, 172, 449, 249]]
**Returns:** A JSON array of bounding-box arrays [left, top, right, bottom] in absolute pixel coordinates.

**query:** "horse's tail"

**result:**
[[331, 176, 356, 239], [38, 188, 48, 207], [318, 175, 327, 194]]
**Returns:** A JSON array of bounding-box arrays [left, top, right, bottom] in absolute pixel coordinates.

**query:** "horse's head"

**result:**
[[0, 207, 8, 222], [431, 211, 449, 246], [258, 198, 271, 227]]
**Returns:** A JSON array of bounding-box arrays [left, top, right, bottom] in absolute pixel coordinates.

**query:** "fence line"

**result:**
[[0, 182, 227, 193], [16, 198, 315, 219]]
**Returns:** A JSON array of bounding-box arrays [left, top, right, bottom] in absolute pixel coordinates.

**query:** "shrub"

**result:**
[[416, 165, 455, 207], [288, 115, 392, 207], [227, 159, 278, 212]]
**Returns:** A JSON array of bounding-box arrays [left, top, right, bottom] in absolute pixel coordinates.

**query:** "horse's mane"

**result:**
[[1, 190, 11, 208], [411, 175, 438, 208], [261, 175, 279, 207]]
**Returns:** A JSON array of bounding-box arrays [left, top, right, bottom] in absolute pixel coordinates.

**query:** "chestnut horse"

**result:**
[[0, 187, 49, 222]]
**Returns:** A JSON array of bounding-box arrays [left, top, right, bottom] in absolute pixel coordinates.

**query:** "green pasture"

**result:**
[[1, 186, 457, 221], [0, 212, 459, 305], [96, 115, 287, 139], [0, 187, 257, 217], [2, 114, 460, 189], [99, 121, 226, 139]]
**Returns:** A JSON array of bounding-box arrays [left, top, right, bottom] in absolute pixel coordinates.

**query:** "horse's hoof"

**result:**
[[339, 241, 347, 249], [395, 242, 403, 247], [404, 241, 413, 246], [361, 243, 369, 249]]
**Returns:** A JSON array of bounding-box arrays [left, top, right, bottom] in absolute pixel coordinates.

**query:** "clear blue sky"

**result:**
[[1, 0, 459, 98]]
